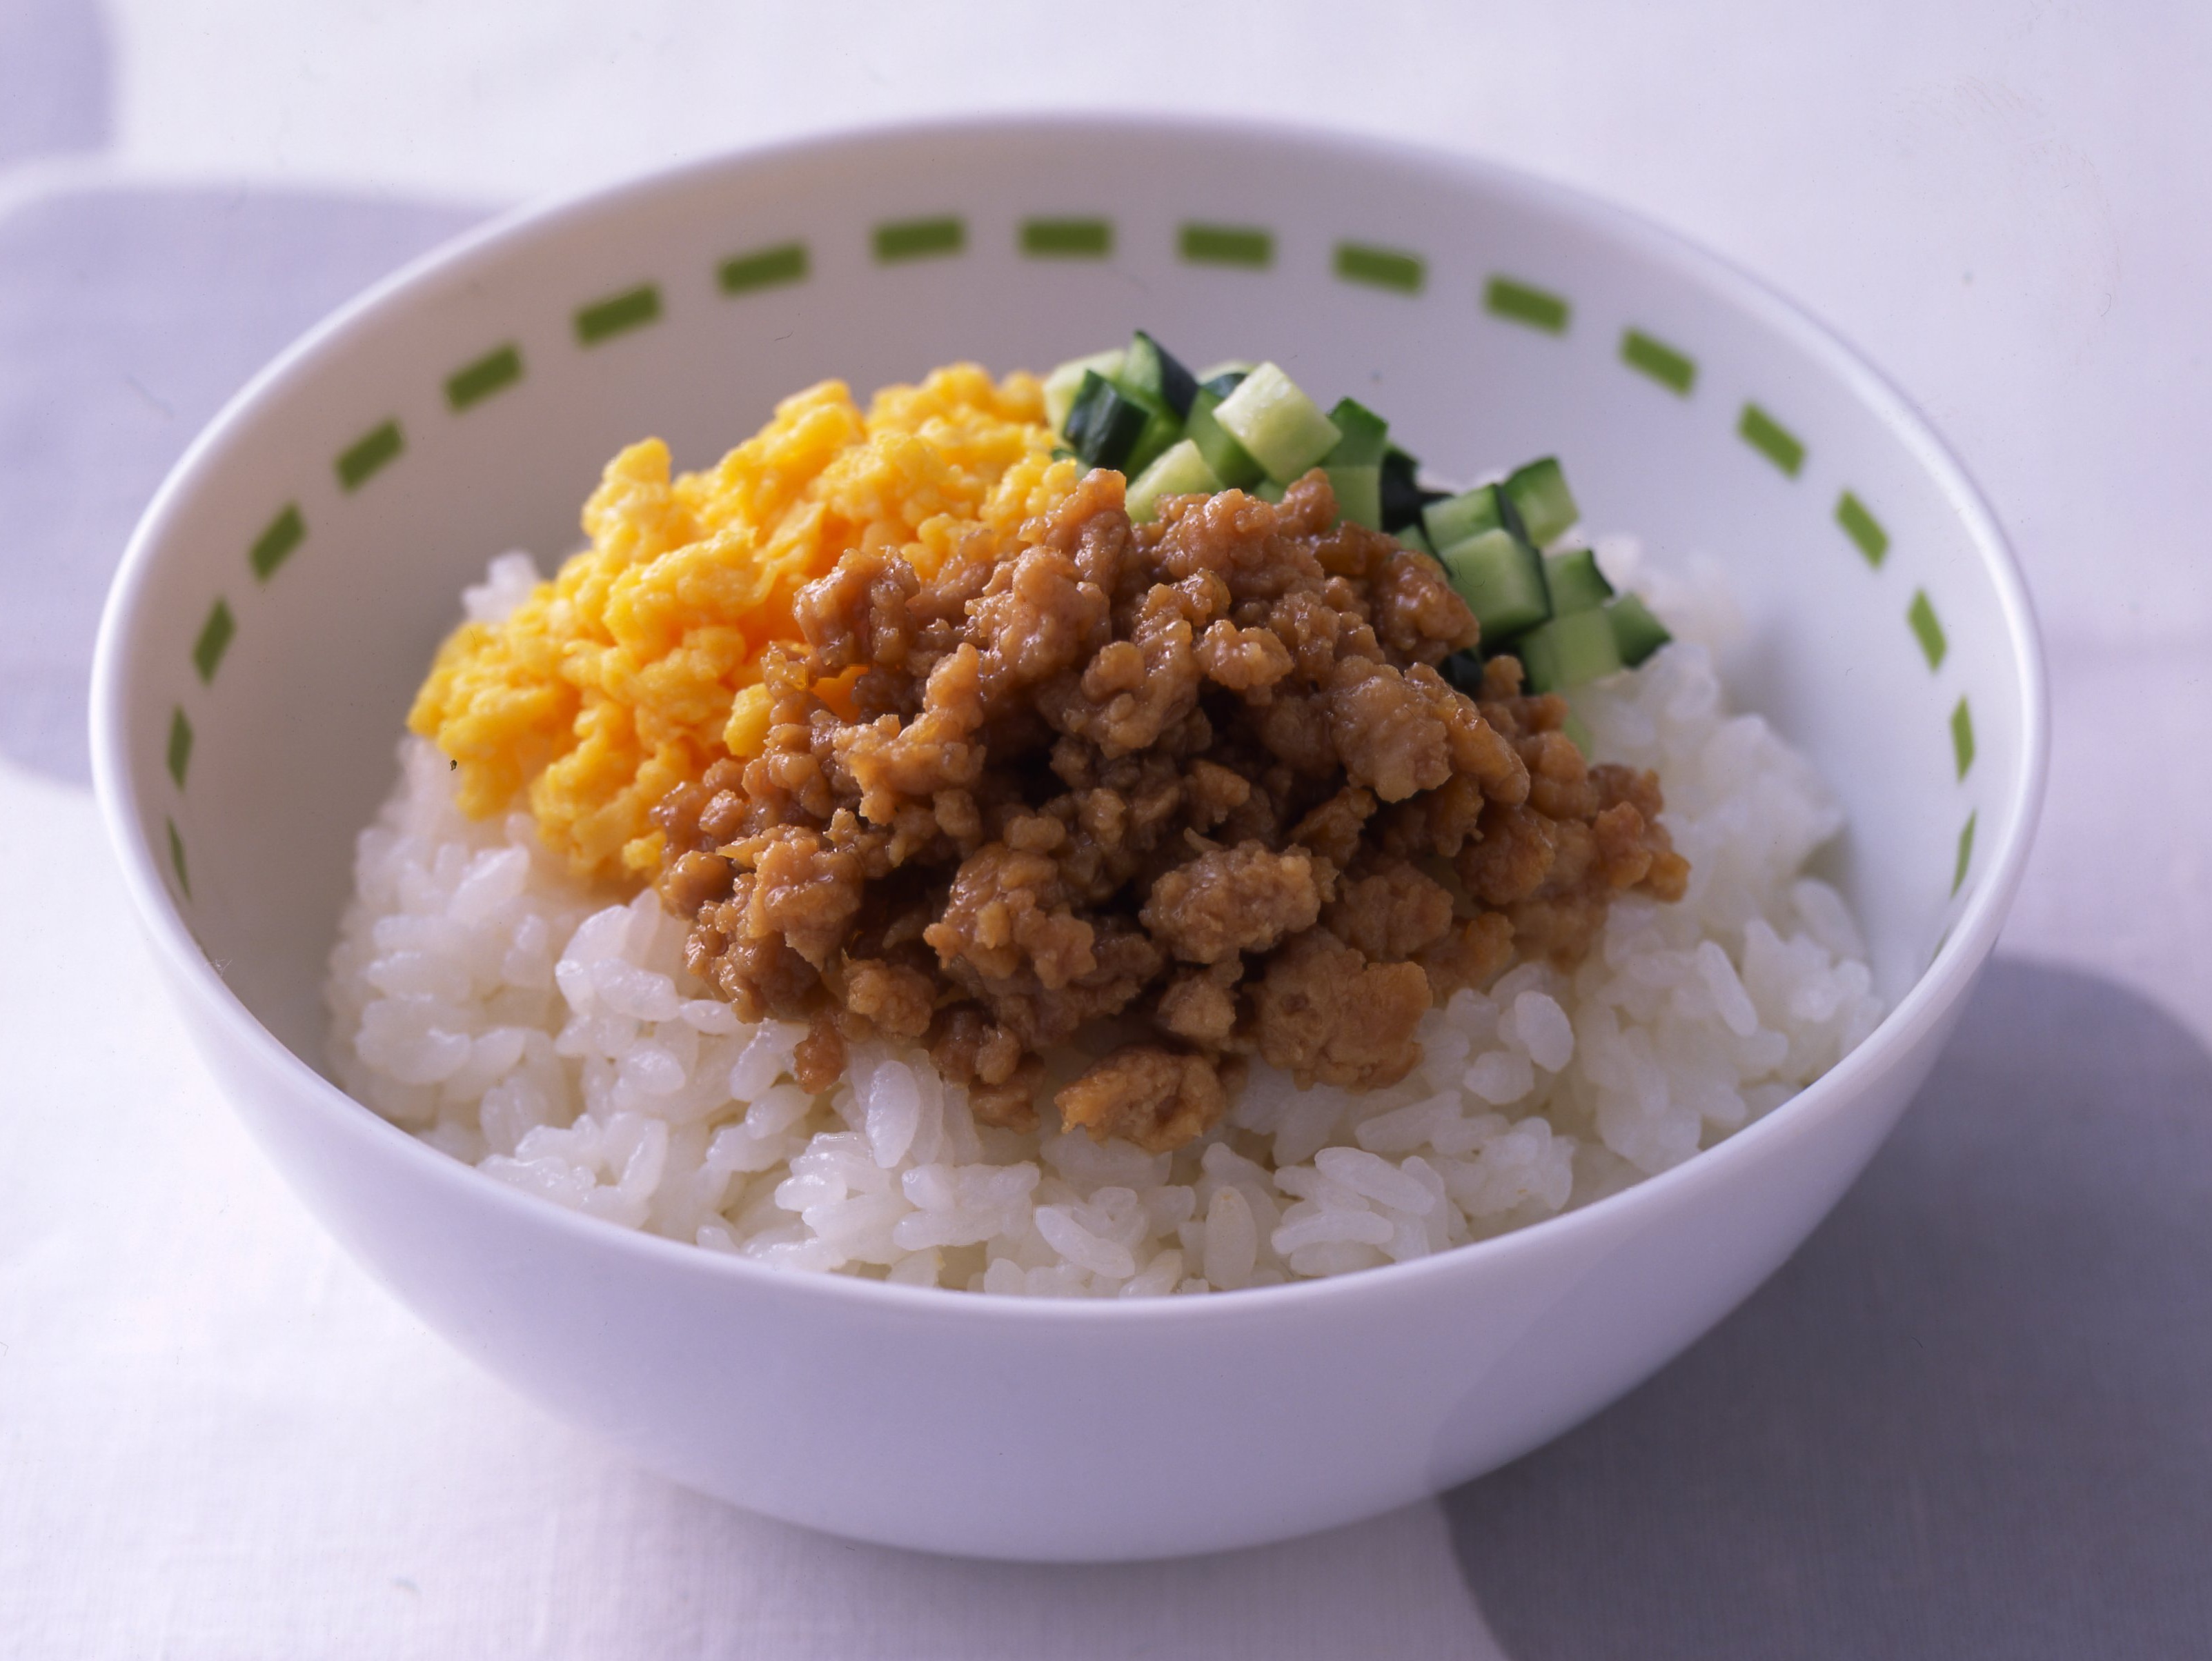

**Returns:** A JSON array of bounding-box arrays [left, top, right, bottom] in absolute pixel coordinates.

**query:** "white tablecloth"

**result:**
[[4, 3, 2209, 1655]]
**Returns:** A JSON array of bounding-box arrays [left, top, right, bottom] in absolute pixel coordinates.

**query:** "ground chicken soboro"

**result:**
[[655, 469, 1686, 1155]]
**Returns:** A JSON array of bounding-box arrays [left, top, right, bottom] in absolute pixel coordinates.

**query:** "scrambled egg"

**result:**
[[409, 364, 1078, 879]]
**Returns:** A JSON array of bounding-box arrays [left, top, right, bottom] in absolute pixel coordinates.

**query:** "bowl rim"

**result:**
[[90, 109, 2050, 1324]]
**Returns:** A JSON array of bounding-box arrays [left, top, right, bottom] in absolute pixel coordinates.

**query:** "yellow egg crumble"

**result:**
[[409, 364, 1079, 879]]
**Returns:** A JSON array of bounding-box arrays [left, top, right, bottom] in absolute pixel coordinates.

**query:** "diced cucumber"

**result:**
[[1561, 709, 1597, 755], [1122, 386, 1184, 479], [1328, 466, 1383, 529], [1125, 439, 1223, 522], [1118, 330, 1198, 417], [1554, 607, 1624, 684], [1514, 620, 1587, 697], [1516, 608, 1622, 693], [1422, 483, 1508, 553], [1543, 548, 1614, 613], [1607, 593, 1672, 666], [1045, 349, 1125, 435], [1185, 386, 1265, 488], [1320, 400, 1389, 528], [1061, 370, 1151, 470], [1082, 369, 1180, 479], [1253, 477, 1288, 504], [1214, 362, 1341, 483], [1323, 399, 1390, 464], [1199, 370, 1247, 398], [1397, 522, 1436, 557], [1502, 457, 1579, 546], [1513, 628, 1561, 697], [1381, 446, 1447, 533], [1196, 359, 1255, 384], [1439, 527, 1550, 640]]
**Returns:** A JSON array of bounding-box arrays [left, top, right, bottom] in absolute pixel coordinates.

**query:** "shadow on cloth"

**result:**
[[0, 183, 486, 784], [0, 0, 110, 163], [1443, 955, 2212, 1659]]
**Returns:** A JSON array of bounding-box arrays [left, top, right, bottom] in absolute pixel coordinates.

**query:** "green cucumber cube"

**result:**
[[1422, 484, 1507, 553], [1322, 397, 1390, 466], [1062, 370, 1149, 470], [1514, 628, 1562, 696], [1503, 457, 1579, 546], [1118, 330, 1198, 417], [1516, 607, 1621, 693], [1214, 362, 1341, 483], [1607, 593, 1672, 666], [1123, 398, 1183, 479], [1325, 464, 1383, 530], [1125, 439, 1223, 522], [1543, 548, 1614, 614], [1439, 527, 1550, 640], [1045, 348, 1125, 435], [1321, 399, 1388, 526], [1185, 387, 1265, 488]]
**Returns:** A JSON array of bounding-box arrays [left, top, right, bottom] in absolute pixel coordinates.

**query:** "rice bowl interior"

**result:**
[[326, 364, 1884, 1297]]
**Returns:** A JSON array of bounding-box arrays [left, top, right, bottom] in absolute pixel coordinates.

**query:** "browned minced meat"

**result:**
[[654, 469, 1687, 1151]]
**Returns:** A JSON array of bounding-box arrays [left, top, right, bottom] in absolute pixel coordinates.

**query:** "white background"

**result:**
[[4, 2, 2209, 1655]]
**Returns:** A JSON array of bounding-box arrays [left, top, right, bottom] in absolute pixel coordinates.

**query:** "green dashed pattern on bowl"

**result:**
[[1485, 276, 1570, 334], [1619, 328, 1695, 394], [1020, 217, 1112, 258], [1178, 223, 1273, 268], [446, 344, 524, 410], [576, 285, 663, 344], [155, 213, 1985, 953], [720, 242, 808, 295]]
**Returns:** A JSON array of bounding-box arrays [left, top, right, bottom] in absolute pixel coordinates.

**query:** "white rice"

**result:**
[[325, 547, 1883, 1295]]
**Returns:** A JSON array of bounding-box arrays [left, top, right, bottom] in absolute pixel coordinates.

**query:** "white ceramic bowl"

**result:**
[[92, 116, 2045, 1562]]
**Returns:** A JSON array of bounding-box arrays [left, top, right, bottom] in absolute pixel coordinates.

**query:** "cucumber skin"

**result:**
[[1607, 593, 1672, 666], [1504, 457, 1579, 546], [1439, 649, 1488, 697], [1185, 388, 1265, 488], [1045, 349, 1125, 434], [1514, 628, 1563, 695], [1381, 447, 1448, 533], [1063, 370, 1149, 470], [1124, 401, 1183, 479], [1543, 548, 1614, 614], [1517, 608, 1623, 693], [1120, 330, 1200, 418], [1422, 484, 1507, 553], [1103, 375, 1181, 479], [1319, 399, 1389, 526], [1441, 527, 1550, 640], [1323, 397, 1390, 466]]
